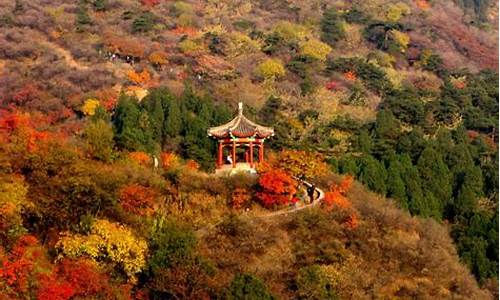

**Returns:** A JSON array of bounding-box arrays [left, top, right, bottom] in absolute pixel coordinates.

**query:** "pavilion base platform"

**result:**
[[215, 163, 258, 176]]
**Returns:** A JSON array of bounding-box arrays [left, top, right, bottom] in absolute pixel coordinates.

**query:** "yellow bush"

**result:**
[[255, 59, 286, 79], [56, 219, 148, 281], [390, 30, 410, 52], [300, 39, 332, 61], [81, 98, 100, 116], [171, 1, 193, 16], [273, 21, 311, 41], [386, 2, 411, 22], [226, 32, 261, 57], [176, 13, 195, 27], [202, 24, 227, 36], [178, 39, 204, 53]]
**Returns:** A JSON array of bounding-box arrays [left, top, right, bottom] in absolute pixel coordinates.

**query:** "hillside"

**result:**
[[0, 0, 498, 299]]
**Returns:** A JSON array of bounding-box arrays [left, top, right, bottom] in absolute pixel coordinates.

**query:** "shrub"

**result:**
[[255, 59, 286, 80], [321, 8, 345, 46], [178, 39, 204, 53], [148, 51, 168, 69], [389, 30, 410, 53], [81, 99, 100, 116], [56, 219, 148, 280], [273, 21, 310, 42], [119, 184, 157, 216], [223, 273, 275, 300], [256, 169, 297, 208], [300, 39, 332, 61], [386, 2, 411, 22], [296, 265, 338, 300], [82, 119, 114, 162], [132, 12, 156, 33]]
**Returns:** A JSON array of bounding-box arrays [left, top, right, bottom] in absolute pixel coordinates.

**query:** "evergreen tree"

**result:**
[[93, 0, 107, 11], [320, 8, 345, 46], [386, 156, 408, 209], [399, 155, 426, 216], [163, 99, 182, 138], [358, 155, 387, 195], [417, 146, 452, 216]]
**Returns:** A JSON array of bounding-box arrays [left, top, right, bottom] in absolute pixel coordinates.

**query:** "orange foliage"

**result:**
[[127, 70, 151, 85], [94, 88, 119, 111], [344, 71, 357, 81], [415, 0, 430, 10], [129, 151, 150, 165], [119, 184, 158, 216], [103, 34, 145, 58], [161, 152, 179, 169], [141, 0, 160, 6], [171, 26, 199, 37], [323, 175, 354, 210], [186, 160, 200, 170], [231, 188, 251, 209], [256, 169, 297, 208]]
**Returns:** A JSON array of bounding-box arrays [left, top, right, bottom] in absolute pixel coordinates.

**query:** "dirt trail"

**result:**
[[40, 40, 89, 70]]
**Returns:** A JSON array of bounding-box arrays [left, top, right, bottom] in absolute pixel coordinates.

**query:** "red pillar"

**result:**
[[232, 141, 236, 168], [259, 143, 264, 163], [249, 141, 254, 168], [217, 142, 223, 168]]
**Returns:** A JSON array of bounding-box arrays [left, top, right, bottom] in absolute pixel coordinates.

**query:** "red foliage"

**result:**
[[141, 0, 160, 6], [37, 275, 75, 300], [160, 152, 178, 169], [119, 184, 157, 215], [55, 259, 113, 298], [326, 80, 339, 90], [256, 169, 297, 208], [11, 83, 40, 106]]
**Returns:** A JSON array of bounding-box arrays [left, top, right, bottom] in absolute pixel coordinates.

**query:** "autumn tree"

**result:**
[[276, 150, 329, 179], [321, 8, 345, 46], [82, 119, 114, 162], [256, 169, 297, 208], [119, 184, 158, 216]]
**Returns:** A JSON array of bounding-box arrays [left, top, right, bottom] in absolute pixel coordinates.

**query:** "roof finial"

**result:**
[[238, 102, 243, 116]]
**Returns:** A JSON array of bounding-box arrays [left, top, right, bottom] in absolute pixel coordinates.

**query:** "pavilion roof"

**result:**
[[207, 103, 274, 139]]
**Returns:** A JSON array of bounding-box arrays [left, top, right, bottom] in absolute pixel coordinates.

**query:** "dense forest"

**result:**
[[0, 0, 498, 299]]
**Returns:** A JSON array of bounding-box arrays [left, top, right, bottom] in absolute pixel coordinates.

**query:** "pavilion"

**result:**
[[207, 103, 274, 171]]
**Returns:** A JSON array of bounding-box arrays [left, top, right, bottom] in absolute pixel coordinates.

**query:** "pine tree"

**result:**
[[386, 156, 408, 209], [358, 155, 387, 195], [320, 8, 345, 46], [417, 146, 452, 217]]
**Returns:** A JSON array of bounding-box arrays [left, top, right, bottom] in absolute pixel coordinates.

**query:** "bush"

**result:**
[[223, 273, 275, 300], [321, 8, 345, 46], [132, 12, 156, 33], [255, 59, 286, 80], [273, 21, 310, 42], [296, 265, 338, 300], [300, 39, 332, 61]]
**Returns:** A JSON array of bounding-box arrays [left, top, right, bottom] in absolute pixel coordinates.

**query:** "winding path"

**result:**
[[257, 179, 325, 218]]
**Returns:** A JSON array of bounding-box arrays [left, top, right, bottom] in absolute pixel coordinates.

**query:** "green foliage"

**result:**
[[132, 12, 156, 33], [83, 119, 114, 162], [321, 8, 345, 46], [296, 265, 338, 300], [326, 57, 393, 94], [75, 2, 92, 32], [223, 273, 275, 300], [344, 7, 371, 24], [357, 155, 387, 195], [148, 221, 197, 274], [92, 0, 107, 11]]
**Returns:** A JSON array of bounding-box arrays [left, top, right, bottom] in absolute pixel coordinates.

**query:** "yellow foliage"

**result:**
[[0, 176, 30, 216], [383, 67, 404, 88], [273, 21, 311, 41], [276, 150, 329, 179], [255, 59, 286, 79], [300, 39, 332, 61], [56, 219, 148, 281], [176, 13, 195, 27], [202, 24, 227, 36], [178, 39, 204, 53], [226, 32, 261, 57], [390, 30, 410, 52], [81, 98, 100, 116], [386, 2, 411, 22]]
